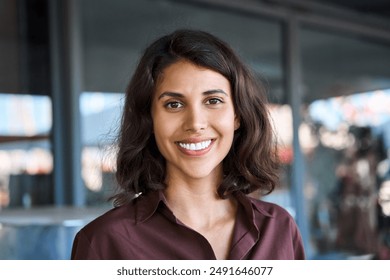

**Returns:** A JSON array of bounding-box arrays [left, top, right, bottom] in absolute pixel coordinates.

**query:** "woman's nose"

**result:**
[[182, 106, 207, 132]]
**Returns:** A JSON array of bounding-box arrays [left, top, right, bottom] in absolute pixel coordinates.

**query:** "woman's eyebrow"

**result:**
[[157, 89, 228, 100], [157, 91, 184, 100], [203, 89, 228, 96]]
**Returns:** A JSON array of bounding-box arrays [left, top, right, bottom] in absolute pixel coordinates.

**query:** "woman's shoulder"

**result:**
[[78, 202, 136, 236], [71, 202, 138, 259]]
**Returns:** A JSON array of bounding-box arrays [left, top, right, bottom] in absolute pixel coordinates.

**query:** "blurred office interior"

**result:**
[[0, 0, 390, 260]]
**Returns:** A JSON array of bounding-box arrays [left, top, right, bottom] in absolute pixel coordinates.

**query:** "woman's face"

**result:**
[[151, 60, 239, 183]]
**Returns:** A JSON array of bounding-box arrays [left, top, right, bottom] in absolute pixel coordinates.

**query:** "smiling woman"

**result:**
[[70, 29, 305, 260]]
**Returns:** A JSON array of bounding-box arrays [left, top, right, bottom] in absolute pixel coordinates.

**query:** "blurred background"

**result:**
[[0, 0, 390, 260]]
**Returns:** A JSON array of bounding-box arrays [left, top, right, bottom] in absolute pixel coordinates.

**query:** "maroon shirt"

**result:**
[[71, 190, 305, 259]]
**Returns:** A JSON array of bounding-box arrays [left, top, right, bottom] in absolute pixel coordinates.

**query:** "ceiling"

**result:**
[[314, 0, 390, 20]]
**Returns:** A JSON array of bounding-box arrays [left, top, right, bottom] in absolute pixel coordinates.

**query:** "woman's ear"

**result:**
[[234, 115, 240, 130]]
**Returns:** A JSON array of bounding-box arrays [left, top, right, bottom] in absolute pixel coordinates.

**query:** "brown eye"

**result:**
[[165, 101, 183, 109], [205, 98, 223, 105]]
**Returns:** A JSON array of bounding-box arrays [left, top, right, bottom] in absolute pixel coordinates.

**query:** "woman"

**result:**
[[71, 29, 305, 260]]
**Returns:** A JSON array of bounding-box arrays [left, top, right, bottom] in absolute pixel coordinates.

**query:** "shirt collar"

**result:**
[[234, 191, 274, 218], [134, 189, 274, 224], [133, 189, 275, 260], [134, 190, 167, 224]]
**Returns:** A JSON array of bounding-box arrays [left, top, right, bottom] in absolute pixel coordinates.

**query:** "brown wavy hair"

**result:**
[[113, 29, 279, 206]]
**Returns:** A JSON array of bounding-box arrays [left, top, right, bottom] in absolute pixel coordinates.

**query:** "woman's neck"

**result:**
[[163, 173, 234, 229], [163, 174, 237, 260]]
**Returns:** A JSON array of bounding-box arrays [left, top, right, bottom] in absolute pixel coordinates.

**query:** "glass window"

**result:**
[[0, 94, 52, 210], [300, 28, 390, 259], [0, 0, 52, 210]]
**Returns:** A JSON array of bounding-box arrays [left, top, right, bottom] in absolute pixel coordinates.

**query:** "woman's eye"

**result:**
[[205, 98, 223, 105], [165, 101, 183, 109]]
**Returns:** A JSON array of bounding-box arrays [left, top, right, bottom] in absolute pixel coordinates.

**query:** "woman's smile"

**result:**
[[176, 138, 215, 156]]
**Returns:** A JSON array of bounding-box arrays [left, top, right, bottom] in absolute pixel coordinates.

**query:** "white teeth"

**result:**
[[179, 140, 212, 151]]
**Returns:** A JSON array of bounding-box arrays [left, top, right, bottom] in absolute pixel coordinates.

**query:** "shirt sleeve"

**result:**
[[71, 230, 101, 260]]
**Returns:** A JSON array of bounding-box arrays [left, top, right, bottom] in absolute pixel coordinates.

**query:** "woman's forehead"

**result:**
[[154, 61, 231, 96]]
